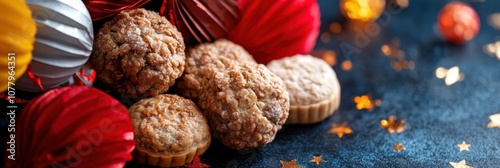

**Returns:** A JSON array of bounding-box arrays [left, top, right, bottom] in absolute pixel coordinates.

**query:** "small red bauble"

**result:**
[[5, 86, 135, 168], [227, 0, 321, 64], [437, 2, 480, 44], [83, 0, 151, 21]]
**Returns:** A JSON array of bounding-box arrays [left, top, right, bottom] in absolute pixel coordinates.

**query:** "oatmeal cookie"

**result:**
[[267, 55, 341, 124], [90, 8, 185, 98], [129, 94, 211, 167], [176, 39, 255, 99], [198, 63, 289, 150]]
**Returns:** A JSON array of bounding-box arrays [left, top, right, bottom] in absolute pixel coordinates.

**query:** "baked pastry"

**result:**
[[90, 8, 185, 98], [129, 94, 211, 167], [267, 55, 341, 124], [198, 63, 289, 150], [176, 39, 256, 99]]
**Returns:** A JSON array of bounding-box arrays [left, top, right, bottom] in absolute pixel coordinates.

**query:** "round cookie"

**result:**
[[90, 8, 185, 98], [176, 39, 256, 99], [129, 94, 211, 167], [267, 55, 341, 124], [197, 63, 289, 150]]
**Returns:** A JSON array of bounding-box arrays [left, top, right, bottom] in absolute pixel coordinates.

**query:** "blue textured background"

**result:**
[[197, 0, 500, 167]]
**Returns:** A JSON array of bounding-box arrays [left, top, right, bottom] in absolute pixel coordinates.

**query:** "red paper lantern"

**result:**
[[5, 86, 135, 168], [227, 0, 321, 64], [83, 0, 151, 21], [437, 2, 480, 44]]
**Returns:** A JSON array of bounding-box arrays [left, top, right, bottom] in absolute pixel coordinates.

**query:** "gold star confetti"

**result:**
[[435, 66, 464, 86], [341, 60, 353, 71], [457, 141, 471, 152], [280, 159, 303, 168], [449, 159, 474, 168], [353, 95, 381, 111], [483, 41, 500, 60], [380, 115, 407, 133], [328, 122, 353, 138], [310, 155, 326, 165], [393, 143, 406, 152], [487, 113, 500, 128]]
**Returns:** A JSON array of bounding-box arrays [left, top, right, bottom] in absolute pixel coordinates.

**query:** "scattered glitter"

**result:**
[[449, 159, 473, 168], [329, 22, 342, 34], [328, 122, 353, 138], [393, 143, 406, 152], [457, 141, 471, 152], [320, 32, 331, 43], [380, 115, 407, 133], [322, 50, 337, 66], [487, 113, 500, 128], [382, 38, 414, 71], [310, 156, 326, 165], [354, 95, 381, 111], [341, 60, 353, 71]]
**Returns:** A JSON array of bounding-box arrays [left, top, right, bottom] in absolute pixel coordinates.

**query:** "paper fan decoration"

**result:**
[[227, 0, 321, 64], [83, 0, 151, 21], [5, 86, 135, 168], [15, 0, 94, 92], [160, 0, 239, 45], [0, 0, 36, 92]]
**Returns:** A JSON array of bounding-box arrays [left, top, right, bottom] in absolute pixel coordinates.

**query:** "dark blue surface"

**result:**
[[197, 0, 500, 167]]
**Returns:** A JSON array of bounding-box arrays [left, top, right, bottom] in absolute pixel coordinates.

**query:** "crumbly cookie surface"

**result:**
[[197, 63, 289, 150], [129, 94, 210, 153], [267, 55, 339, 106], [90, 8, 185, 98], [176, 39, 256, 99]]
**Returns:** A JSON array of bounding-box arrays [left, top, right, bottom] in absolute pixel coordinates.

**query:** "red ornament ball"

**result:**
[[83, 0, 151, 21], [5, 86, 135, 168], [227, 0, 321, 64], [437, 2, 480, 44]]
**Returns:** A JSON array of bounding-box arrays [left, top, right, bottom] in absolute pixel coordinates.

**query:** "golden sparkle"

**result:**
[[328, 122, 353, 138], [380, 115, 407, 133], [382, 38, 414, 71], [393, 143, 406, 152], [280, 159, 303, 168], [341, 60, 353, 71], [435, 66, 464, 86], [340, 0, 386, 22], [322, 50, 337, 66], [310, 155, 326, 165], [449, 159, 474, 168], [487, 113, 500, 128], [353, 95, 381, 111], [457, 141, 471, 152]]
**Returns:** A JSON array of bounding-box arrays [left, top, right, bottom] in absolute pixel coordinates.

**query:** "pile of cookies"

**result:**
[[89, 8, 340, 167]]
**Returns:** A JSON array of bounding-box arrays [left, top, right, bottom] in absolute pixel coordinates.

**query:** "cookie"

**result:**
[[176, 39, 256, 99], [90, 8, 185, 98], [267, 55, 341, 124], [129, 94, 211, 167], [198, 63, 289, 150]]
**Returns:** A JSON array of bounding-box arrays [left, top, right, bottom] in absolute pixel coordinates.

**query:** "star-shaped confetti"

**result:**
[[457, 141, 471, 152], [310, 155, 326, 165], [435, 66, 464, 86], [393, 143, 406, 152], [487, 113, 500, 128], [353, 95, 381, 111], [449, 159, 473, 168], [380, 115, 407, 133], [280, 159, 303, 168], [185, 156, 210, 168], [328, 122, 353, 138]]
